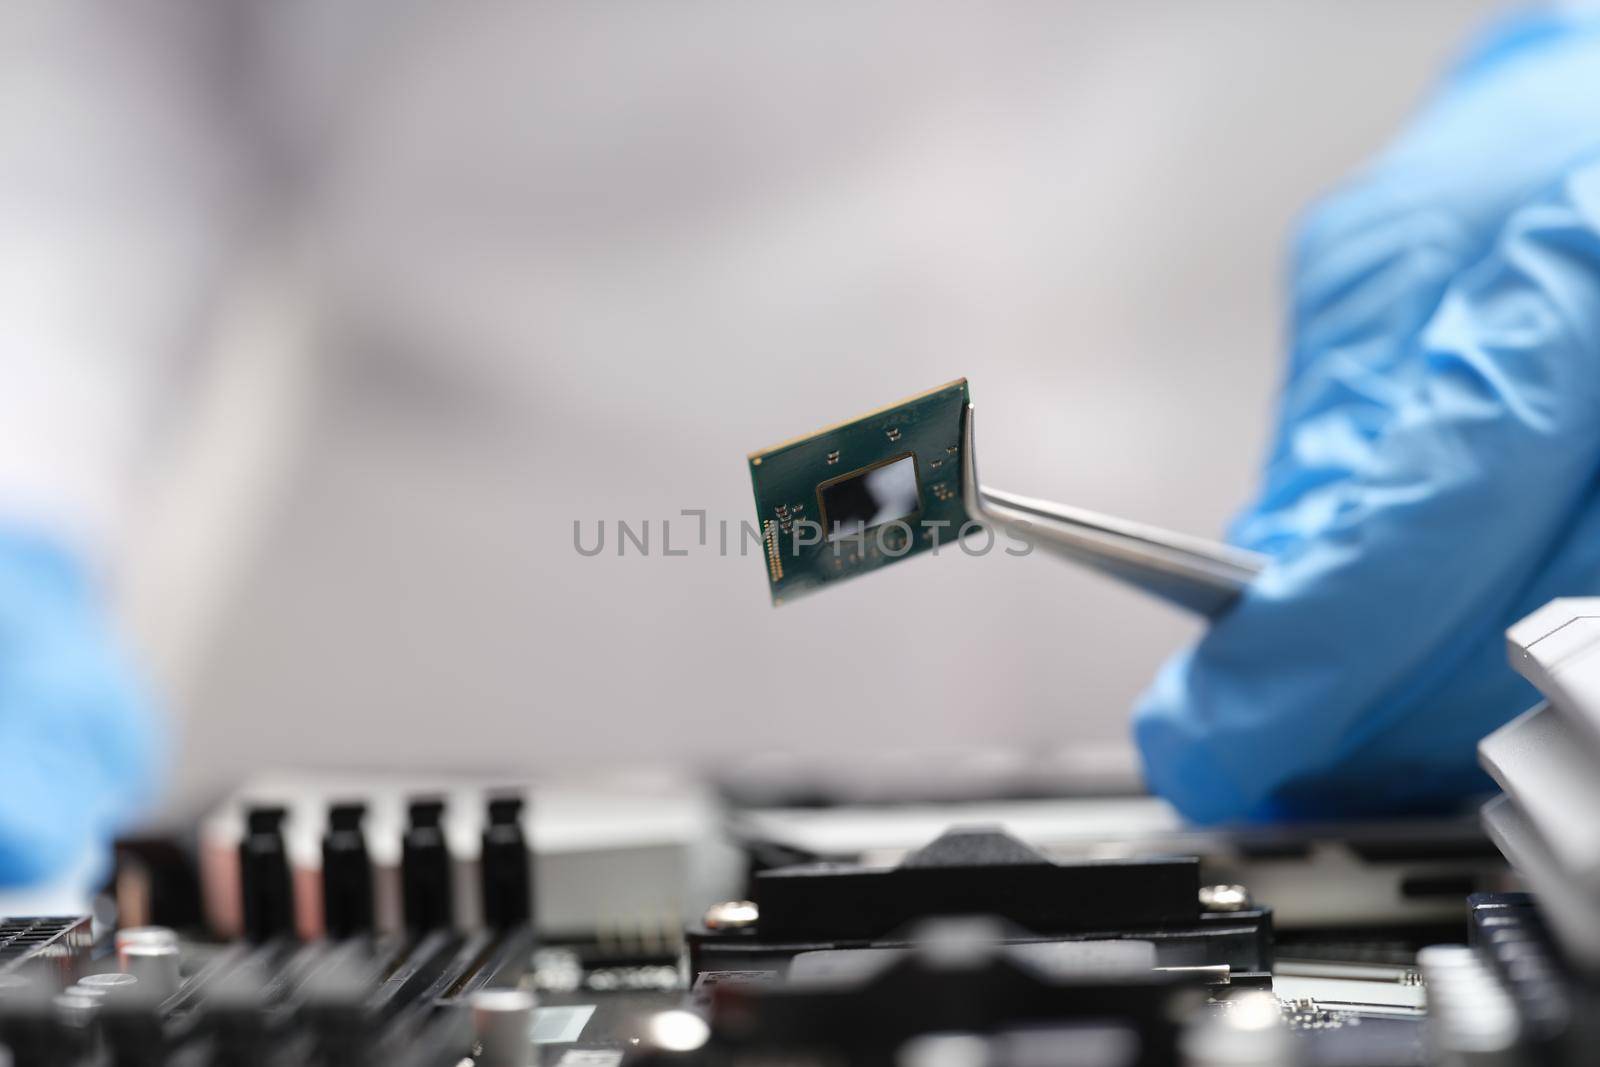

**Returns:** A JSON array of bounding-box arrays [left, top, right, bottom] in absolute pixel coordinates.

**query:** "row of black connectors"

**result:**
[[0, 795, 539, 1067], [240, 794, 533, 942]]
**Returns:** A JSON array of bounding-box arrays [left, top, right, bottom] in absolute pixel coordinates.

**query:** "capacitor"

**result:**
[[471, 988, 536, 1067], [115, 926, 178, 970], [120, 944, 181, 1001]]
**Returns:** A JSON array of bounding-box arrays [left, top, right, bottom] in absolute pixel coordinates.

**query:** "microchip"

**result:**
[[747, 378, 969, 604]]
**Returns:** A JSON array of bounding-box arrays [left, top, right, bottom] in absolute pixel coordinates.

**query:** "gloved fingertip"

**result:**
[[0, 528, 167, 882]]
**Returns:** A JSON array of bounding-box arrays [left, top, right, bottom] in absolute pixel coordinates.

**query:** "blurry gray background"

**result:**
[[91, 1, 1503, 821]]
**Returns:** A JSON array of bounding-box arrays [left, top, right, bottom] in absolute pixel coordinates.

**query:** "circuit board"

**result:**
[[746, 378, 970, 604], [0, 788, 1547, 1067]]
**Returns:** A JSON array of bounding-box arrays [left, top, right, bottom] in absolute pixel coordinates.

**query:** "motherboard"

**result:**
[[9, 598, 1600, 1066]]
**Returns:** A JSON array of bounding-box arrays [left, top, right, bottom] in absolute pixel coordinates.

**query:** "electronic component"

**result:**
[[472, 988, 537, 1067], [746, 379, 969, 603], [322, 802, 376, 939], [480, 795, 533, 930], [197, 771, 740, 942], [1481, 597, 1600, 972], [119, 943, 181, 1001], [1505, 597, 1600, 747], [0, 917, 91, 980], [1454, 597, 1600, 1066], [732, 791, 1505, 929], [238, 807, 293, 943], [688, 827, 1274, 984], [403, 798, 454, 934], [676, 927, 1201, 1067]]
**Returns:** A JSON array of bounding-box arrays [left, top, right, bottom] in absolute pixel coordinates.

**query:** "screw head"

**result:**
[[703, 900, 759, 931], [1199, 884, 1252, 912]]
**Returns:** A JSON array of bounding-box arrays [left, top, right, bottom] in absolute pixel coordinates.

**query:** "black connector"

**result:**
[[480, 795, 532, 930], [240, 806, 295, 943], [323, 802, 375, 939], [402, 798, 454, 933], [754, 826, 1201, 942]]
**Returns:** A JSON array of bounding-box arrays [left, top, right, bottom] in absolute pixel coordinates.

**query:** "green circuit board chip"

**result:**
[[747, 378, 970, 604]]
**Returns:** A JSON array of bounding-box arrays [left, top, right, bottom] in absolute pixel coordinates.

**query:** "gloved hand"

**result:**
[[1134, 10, 1600, 823], [0, 528, 159, 884]]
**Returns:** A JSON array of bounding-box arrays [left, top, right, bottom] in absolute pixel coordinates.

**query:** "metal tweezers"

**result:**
[[961, 404, 1266, 617]]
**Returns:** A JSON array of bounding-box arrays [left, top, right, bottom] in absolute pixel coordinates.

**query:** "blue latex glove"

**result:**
[[1134, 10, 1600, 823], [0, 529, 159, 884]]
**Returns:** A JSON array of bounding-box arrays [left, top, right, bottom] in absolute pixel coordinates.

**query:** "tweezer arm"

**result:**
[[960, 404, 1266, 617]]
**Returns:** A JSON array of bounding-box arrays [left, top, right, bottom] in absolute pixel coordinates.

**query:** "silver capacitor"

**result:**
[[115, 927, 178, 961], [120, 943, 182, 1001], [471, 988, 536, 1067]]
